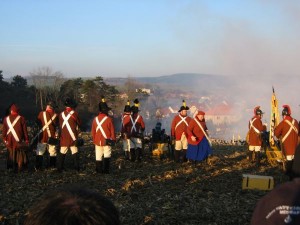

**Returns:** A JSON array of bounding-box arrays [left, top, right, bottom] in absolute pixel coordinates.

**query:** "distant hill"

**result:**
[[105, 73, 234, 93]]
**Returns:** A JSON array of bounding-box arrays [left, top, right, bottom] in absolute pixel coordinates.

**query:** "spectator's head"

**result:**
[[23, 185, 120, 225], [251, 178, 300, 225]]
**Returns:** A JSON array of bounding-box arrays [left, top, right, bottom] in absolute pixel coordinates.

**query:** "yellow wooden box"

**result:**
[[242, 174, 274, 190]]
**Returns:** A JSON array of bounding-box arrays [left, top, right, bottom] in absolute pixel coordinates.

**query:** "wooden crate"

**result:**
[[242, 174, 274, 190]]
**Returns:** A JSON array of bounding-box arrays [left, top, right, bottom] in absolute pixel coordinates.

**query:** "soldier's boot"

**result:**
[[174, 150, 180, 163], [49, 156, 57, 168], [124, 151, 130, 160], [248, 151, 253, 162], [103, 158, 110, 174], [96, 161, 103, 173], [285, 160, 294, 180], [35, 155, 44, 170], [72, 153, 80, 172], [136, 148, 142, 162], [130, 148, 136, 162], [57, 153, 66, 173], [255, 152, 260, 166], [182, 149, 187, 162]]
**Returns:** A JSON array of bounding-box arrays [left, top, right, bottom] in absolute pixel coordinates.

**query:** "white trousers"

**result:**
[[60, 146, 78, 155], [36, 143, 57, 156], [95, 145, 112, 161]]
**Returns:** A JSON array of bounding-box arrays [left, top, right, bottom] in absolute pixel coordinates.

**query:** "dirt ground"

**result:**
[[0, 136, 288, 225]]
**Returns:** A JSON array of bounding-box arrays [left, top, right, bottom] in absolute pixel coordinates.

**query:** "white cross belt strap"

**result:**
[[175, 115, 189, 131], [42, 112, 57, 137], [96, 116, 108, 139], [282, 119, 298, 143], [249, 118, 260, 134], [6, 115, 21, 142], [62, 111, 76, 141], [194, 118, 212, 147], [130, 115, 140, 133]]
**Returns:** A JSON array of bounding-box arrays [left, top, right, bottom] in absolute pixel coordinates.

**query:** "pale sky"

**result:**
[[1, 0, 300, 78]]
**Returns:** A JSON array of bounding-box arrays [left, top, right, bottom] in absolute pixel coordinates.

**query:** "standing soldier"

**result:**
[[171, 100, 191, 163], [124, 99, 145, 162], [275, 105, 299, 179], [186, 110, 212, 163], [91, 97, 116, 174], [121, 100, 131, 160], [35, 101, 59, 170], [2, 103, 29, 172], [248, 106, 265, 166], [57, 98, 81, 172]]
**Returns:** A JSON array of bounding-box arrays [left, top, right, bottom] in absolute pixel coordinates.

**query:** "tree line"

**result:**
[[0, 68, 127, 131]]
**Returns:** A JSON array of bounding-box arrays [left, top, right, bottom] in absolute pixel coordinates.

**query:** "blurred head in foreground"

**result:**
[[23, 185, 120, 225]]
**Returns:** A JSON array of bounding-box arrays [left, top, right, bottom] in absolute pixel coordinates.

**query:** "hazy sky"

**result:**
[[1, 0, 300, 78]]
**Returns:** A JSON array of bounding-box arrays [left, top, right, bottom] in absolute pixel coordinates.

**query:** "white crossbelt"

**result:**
[[175, 115, 189, 130], [130, 115, 140, 133], [96, 116, 108, 139], [194, 118, 212, 147], [42, 112, 57, 137], [62, 111, 76, 141], [282, 119, 298, 143], [6, 115, 21, 142], [249, 118, 260, 134]]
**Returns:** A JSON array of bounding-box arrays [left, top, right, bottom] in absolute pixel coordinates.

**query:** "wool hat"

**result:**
[[10, 104, 19, 113], [197, 111, 205, 116], [99, 97, 111, 113], [282, 105, 291, 116], [178, 100, 189, 112], [124, 100, 131, 113], [251, 178, 300, 225]]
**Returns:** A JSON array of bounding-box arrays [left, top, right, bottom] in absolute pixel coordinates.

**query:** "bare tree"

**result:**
[[30, 67, 64, 110]]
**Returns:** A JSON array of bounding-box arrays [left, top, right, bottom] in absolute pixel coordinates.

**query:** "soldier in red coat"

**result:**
[[186, 110, 212, 163], [275, 105, 299, 179], [120, 100, 131, 160], [91, 98, 116, 174], [2, 103, 29, 172], [123, 99, 145, 162], [171, 100, 192, 163], [35, 101, 59, 170], [57, 98, 81, 172], [248, 106, 265, 166]]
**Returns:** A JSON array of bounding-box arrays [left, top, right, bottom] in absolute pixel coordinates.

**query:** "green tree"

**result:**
[[11, 75, 27, 88]]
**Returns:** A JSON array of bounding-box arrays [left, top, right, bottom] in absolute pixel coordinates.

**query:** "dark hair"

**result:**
[[24, 185, 120, 225]]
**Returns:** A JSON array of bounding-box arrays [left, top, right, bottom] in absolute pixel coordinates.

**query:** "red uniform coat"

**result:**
[[37, 110, 58, 143], [120, 113, 131, 135], [91, 113, 116, 146], [123, 113, 145, 138], [171, 114, 192, 140], [187, 118, 207, 145], [274, 116, 299, 155], [59, 108, 81, 147], [248, 116, 264, 146], [2, 113, 29, 149]]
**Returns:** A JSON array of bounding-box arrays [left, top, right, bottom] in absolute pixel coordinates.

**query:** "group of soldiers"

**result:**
[[248, 105, 300, 179], [2, 97, 214, 173]]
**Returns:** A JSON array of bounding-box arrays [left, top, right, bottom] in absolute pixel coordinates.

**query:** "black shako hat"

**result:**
[[99, 97, 111, 113], [124, 100, 131, 113], [64, 98, 77, 108], [178, 100, 189, 112], [131, 99, 140, 113]]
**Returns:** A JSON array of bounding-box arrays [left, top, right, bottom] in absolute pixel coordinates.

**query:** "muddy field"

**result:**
[[0, 136, 288, 225]]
